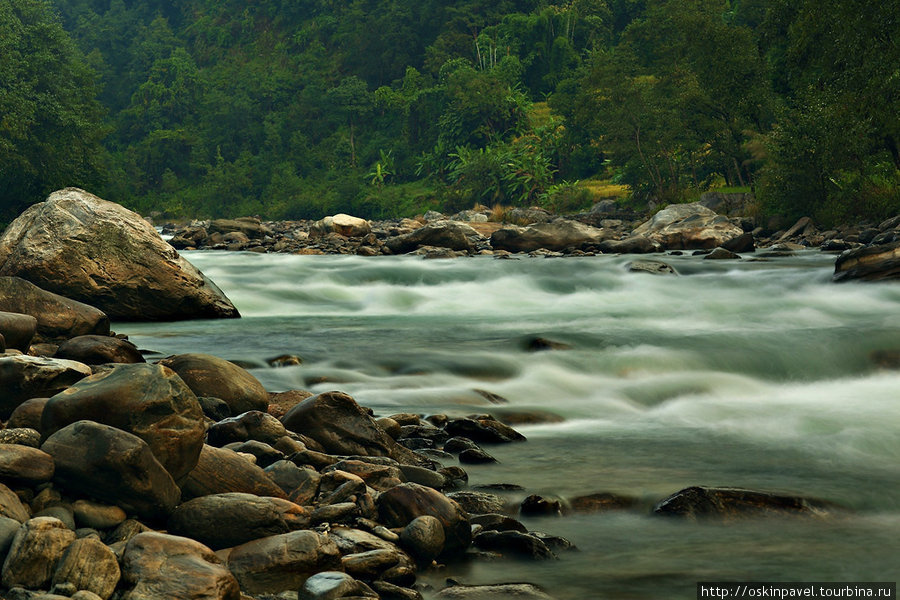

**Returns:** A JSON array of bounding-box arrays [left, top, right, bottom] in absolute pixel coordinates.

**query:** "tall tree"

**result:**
[[0, 0, 105, 220]]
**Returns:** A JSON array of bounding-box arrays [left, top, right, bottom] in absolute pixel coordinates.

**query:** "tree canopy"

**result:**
[[1, 0, 896, 226]]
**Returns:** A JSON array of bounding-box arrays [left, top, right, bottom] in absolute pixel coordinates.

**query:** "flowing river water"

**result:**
[[122, 251, 900, 599]]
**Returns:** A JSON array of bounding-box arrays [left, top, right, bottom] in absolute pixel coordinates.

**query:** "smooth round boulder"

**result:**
[[72, 500, 127, 530], [0, 188, 239, 321], [225, 530, 342, 594], [0, 444, 54, 484], [377, 483, 471, 556], [158, 353, 268, 416], [41, 421, 181, 521], [0, 312, 37, 351], [1, 517, 77, 590], [51, 536, 121, 600], [7, 398, 48, 431], [167, 493, 309, 550], [54, 335, 145, 365], [446, 491, 506, 515], [0, 277, 110, 341], [207, 410, 288, 446], [472, 530, 556, 560], [120, 532, 240, 600], [0, 356, 92, 419], [400, 515, 445, 564], [41, 363, 205, 481]]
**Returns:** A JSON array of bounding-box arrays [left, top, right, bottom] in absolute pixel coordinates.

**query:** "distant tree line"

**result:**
[[1, 0, 897, 225]]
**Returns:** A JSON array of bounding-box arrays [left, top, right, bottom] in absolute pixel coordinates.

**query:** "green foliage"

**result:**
[[0, 0, 106, 219], [0, 0, 890, 224]]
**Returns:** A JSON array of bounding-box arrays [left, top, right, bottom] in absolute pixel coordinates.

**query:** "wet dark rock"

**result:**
[[459, 448, 498, 464], [446, 491, 507, 515], [471, 530, 556, 560], [120, 532, 240, 600], [71, 500, 127, 530], [567, 492, 640, 513], [400, 515, 445, 564], [371, 580, 425, 600], [377, 483, 471, 556], [158, 353, 269, 416], [281, 391, 425, 465], [834, 241, 900, 282], [42, 363, 205, 481], [653, 486, 841, 521], [443, 437, 480, 454], [0, 355, 92, 419], [398, 465, 446, 490], [472, 389, 510, 404], [180, 444, 287, 500], [721, 232, 756, 253], [42, 421, 181, 521], [470, 513, 529, 534], [222, 440, 282, 467], [265, 460, 321, 500], [197, 396, 231, 421], [208, 410, 288, 447], [704, 247, 741, 260], [445, 416, 525, 444], [399, 437, 434, 450], [0, 444, 54, 485], [524, 337, 572, 352], [434, 582, 556, 599], [0, 277, 110, 342], [821, 239, 854, 253], [225, 530, 342, 594], [53, 335, 144, 365], [626, 260, 676, 275], [519, 495, 562, 517], [0, 312, 37, 351], [437, 466, 468, 489], [167, 493, 309, 550]]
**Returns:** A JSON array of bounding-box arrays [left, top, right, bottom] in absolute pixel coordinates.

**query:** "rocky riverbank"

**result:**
[[161, 199, 900, 282], [0, 188, 880, 600]]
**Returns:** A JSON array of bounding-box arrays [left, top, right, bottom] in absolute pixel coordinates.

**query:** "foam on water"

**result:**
[[122, 250, 900, 596]]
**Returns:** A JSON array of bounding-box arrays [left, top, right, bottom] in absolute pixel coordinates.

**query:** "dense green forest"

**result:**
[[1, 0, 898, 225]]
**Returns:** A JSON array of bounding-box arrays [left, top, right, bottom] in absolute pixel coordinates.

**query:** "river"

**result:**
[[121, 251, 900, 599]]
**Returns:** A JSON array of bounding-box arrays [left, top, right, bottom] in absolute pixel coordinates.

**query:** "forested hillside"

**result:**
[[2, 0, 898, 225]]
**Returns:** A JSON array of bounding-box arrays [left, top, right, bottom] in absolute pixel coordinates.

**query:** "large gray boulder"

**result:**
[[632, 202, 744, 250], [386, 221, 478, 254], [42, 363, 206, 481], [310, 214, 372, 238], [490, 219, 612, 252], [0, 188, 239, 321], [0, 277, 109, 341]]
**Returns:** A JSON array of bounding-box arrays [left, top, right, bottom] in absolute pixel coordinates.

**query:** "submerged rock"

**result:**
[[652, 486, 841, 521], [0, 188, 239, 321], [434, 583, 556, 599]]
